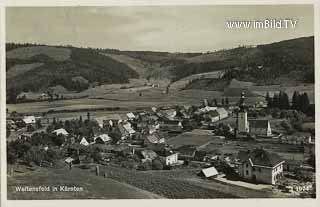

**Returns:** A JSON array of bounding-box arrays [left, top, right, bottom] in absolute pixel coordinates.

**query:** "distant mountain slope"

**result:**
[[172, 36, 314, 83], [6, 36, 314, 100], [6, 44, 139, 95]]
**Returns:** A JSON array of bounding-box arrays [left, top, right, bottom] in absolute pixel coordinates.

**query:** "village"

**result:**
[[6, 91, 316, 198]]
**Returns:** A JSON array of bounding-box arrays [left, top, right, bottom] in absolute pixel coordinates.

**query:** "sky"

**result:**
[[6, 5, 314, 52]]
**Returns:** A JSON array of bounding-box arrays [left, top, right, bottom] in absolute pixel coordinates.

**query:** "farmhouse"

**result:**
[[248, 119, 272, 137], [237, 149, 284, 185]]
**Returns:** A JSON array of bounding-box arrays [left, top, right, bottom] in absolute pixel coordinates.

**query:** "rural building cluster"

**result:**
[[6, 92, 315, 198]]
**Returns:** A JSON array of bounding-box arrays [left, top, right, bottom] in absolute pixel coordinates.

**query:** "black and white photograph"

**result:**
[[2, 2, 318, 203]]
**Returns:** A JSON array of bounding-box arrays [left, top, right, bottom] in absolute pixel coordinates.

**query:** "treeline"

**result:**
[[266, 91, 313, 116]]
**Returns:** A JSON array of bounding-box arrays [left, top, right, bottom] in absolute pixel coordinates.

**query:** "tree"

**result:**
[[225, 97, 229, 105], [272, 93, 279, 108], [36, 119, 42, 129], [265, 91, 270, 102], [152, 159, 164, 170], [301, 93, 310, 113], [292, 91, 300, 110]]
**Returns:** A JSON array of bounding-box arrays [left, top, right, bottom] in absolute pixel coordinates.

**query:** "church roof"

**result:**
[[249, 119, 269, 129]]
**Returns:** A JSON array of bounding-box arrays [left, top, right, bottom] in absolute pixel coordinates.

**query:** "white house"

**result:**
[[53, 128, 69, 136], [94, 134, 112, 144], [126, 112, 136, 120], [23, 116, 36, 125], [164, 153, 178, 166], [237, 149, 284, 185]]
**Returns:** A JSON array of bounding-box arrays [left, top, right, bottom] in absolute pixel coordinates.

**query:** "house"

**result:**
[[118, 122, 136, 139], [198, 106, 217, 113], [237, 149, 284, 185], [126, 112, 136, 120], [65, 157, 74, 164], [95, 114, 127, 128], [176, 145, 197, 160], [94, 134, 112, 144], [248, 119, 272, 137], [23, 116, 36, 125], [200, 166, 219, 178], [162, 152, 178, 166], [144, 134, 165, 146], [140, 150, 158, 162], [80, 137, 89, 146], [216, 108, 228, 120], [53, 128, 69, 136]]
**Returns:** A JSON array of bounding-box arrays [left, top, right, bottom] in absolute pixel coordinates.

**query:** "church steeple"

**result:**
[[239, 92, 246, 112], [237, 92, 249, 135]]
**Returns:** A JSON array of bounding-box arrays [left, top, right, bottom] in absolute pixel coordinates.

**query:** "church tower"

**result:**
[[237, 92, 249, 135]]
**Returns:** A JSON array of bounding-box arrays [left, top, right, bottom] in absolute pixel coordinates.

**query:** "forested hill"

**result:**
[[6, 36, 314, 97], [170, 36, 314, 83], [6, 44, 139, 94]]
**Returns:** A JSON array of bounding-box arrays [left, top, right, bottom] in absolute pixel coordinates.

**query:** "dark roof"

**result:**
[[249, 119, 269, 129], [177, 145, 197, 157], [238, 149, 283, 167]]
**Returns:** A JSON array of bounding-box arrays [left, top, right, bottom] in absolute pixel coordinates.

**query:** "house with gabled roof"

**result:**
[[53, 128, 69, 136], [200, 166, 219, 178], [80, 137, 89, 146], [23, 116, 36, 125], [144, 134, 165, 146], [237, 149, 284, 185], [118, 122, 136, 139], [94, 134, 112, 144]]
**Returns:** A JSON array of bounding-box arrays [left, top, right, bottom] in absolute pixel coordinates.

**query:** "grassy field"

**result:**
[[7, 165, 161, 199], [7, 85, 265, 114], [167, 130, 224, 148], [98, 165, 236, 198]]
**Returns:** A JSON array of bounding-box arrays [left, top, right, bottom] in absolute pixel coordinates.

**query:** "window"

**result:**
[[258, 168, 261, 172], [246, 163, 248, 168], [246, 170, 249, 175], [252, 167, 255, 171]]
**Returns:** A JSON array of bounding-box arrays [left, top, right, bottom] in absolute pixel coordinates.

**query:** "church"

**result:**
[[236, 92, 272, 138]]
